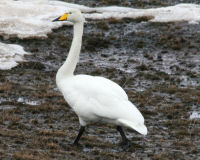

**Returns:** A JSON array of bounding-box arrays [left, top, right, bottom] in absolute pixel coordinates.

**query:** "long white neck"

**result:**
[[56, 22, 84, 82]]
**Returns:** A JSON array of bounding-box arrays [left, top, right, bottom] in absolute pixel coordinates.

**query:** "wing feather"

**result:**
[[58, 75, 147, 134]]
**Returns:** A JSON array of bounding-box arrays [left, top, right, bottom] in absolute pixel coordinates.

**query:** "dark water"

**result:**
[[0, 1, 200, 159]]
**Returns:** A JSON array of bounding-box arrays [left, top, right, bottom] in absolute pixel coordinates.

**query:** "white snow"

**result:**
[[0, 1, 200, 39], [0, 0, 69, 39], [17, 97, 41, 105], [85, 4, 200, 23], [0, 42, 29, 70], [0, 0, 200, 69], [190, 111, 200, 120]]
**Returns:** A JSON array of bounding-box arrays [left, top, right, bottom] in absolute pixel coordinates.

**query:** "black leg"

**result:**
[[116, 126, 131, 150], [73, 126, 85, 145]]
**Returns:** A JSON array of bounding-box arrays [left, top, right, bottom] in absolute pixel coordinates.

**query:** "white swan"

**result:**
[[53, 9, 147, 149]]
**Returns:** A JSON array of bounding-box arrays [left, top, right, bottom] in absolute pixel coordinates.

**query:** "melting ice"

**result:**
[[0, 0, 200, 69], [0, 42, 29, 70]]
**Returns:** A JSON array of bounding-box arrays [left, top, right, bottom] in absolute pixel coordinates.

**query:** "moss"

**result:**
[[26, 104, 58, 114], [107, 18, 124, 24], [84, 35, 110, 51], [136, 40, 146, 48], [142, 73, 161, 80], [136, 64, 148, 71], [99, 0, 121, 6], [96, 21, 109, 30], [166, 85, 177, 94], [16, 61, 45, 70], [144, 53, 154, 60]]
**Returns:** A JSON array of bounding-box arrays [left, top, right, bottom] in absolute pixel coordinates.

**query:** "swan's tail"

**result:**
[[118, 119, 147, 135]]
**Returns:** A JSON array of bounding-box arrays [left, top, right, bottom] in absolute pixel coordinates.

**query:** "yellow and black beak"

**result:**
[[52, 13, 69, 22]]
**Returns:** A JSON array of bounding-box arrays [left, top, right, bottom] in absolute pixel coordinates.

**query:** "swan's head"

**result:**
[[53, 9, 85, 23]]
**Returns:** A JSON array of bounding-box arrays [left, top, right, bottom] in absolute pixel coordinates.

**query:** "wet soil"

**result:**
[[0, 1, 200, 160]]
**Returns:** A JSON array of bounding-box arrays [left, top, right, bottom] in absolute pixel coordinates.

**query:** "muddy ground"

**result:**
[[0, 0, 200, 159]]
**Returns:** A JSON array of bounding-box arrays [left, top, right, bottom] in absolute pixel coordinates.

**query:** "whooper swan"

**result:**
[[53, 9, 147, 149]]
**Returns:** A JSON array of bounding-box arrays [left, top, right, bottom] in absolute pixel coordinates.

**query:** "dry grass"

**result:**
[[37, 129, 66, 137], [12, 150, 48, 160]]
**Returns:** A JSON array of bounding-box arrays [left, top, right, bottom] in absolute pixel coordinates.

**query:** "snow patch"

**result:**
[[190, 111, 200, 120], [0, 1, 200, 39], [17, 97, 41, 106], [85, 3, 200, 24], [0, 42, 29, 70], [0, 0, 69, 39]]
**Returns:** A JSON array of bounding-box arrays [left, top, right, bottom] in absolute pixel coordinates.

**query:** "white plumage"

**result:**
[[53, 9, 147, 147], [57, 75, 147, 135]]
